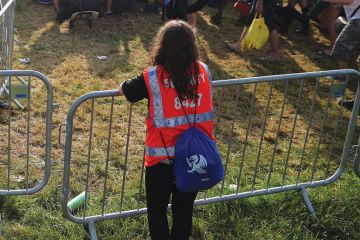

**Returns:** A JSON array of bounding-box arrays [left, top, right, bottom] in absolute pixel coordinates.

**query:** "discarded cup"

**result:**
[[19, 58, 31, 64], [67, 191, 89, 212], [96, 56, 108, 61]]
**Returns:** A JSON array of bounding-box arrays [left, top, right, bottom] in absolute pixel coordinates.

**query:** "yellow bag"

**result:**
[[240, 14, 269, 51]]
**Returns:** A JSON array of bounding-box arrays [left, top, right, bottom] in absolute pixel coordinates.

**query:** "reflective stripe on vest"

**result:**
[[145, 146, 175, 157], [148, 66, 214, 128]]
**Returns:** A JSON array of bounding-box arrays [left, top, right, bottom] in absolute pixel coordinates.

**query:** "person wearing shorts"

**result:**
[[332, 19, 360, 67], [54, 0, 60, 12], [225, 0, 282, 61], [323, 0, 360, 109], [164, 0, 208, 28], [329, 0, 360, 70]]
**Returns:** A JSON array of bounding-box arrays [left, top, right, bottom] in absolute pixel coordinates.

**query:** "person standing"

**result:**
[[105, 0, 112, 16], [116, 20, 215, 240], [186, 0, 209, 28], [325, 0, 360, 71], [225, 0, 281, 61]]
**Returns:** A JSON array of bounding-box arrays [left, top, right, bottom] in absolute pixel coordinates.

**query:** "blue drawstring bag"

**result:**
[[174, 127, 224, 193]]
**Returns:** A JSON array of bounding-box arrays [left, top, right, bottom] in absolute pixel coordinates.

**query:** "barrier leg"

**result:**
[[0, 212, 2, 236], [300, 187, 316, 217], [354, 151, 360, 178], [83, 220, 98, 240], [353, 138, 360, 178]]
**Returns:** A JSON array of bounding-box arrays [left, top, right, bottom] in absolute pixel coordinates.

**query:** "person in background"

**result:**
[[210, 0, 228, 25], [326, 0, 359, 71], [225, 0, 281, 61], [54, 0, 60, 12], [329, 0, 359, 82], [105, 0, 112, 16], [116, 20, 215, 240], [306, 1, 341, 55], [293, 0, 310, 34], [164, 0, 208, 29], [278, 0, 310, 35], [186, 0, 209, 28], [322, 0, 360, 110], [317, 3, 341, 55]]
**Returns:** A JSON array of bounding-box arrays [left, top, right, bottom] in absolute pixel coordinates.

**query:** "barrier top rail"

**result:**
[[62, 69, 360, 226], [211, 69, 360, 86]]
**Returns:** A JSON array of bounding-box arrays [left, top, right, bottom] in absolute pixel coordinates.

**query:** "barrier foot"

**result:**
[[301, 187, 316, 217], [352, 139, 360, 178], [83, 220, 98, 240], [354, 155, 360, 178], [0, 212, 2, 236]]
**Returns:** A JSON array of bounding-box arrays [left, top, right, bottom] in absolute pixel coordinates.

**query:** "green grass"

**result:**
[[1, 170, 360, 239], [0, 0, 360, 239]]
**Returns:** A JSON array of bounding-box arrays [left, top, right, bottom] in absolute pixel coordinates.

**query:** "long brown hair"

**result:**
[[150, 20, 200, 100]]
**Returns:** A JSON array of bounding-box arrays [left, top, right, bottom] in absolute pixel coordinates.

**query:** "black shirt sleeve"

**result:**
[[121, 73, 149, 103]]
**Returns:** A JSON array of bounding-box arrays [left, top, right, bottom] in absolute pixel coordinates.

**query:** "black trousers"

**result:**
[[145, 163, 198, 240]]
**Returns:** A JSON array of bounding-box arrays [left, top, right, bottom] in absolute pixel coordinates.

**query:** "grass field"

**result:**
[[0, 0, 360, 239]]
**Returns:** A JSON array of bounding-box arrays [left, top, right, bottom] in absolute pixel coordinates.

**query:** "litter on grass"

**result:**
[[19, 58, 31, 64], [97, 56, 108, 61]]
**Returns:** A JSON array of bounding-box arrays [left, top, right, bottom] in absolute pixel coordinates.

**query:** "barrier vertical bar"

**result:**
[[137, 151, 146, 210], [282, 79, 304, 186], [6, 75, 11, 191], [101, 96, 115, 216], [214, 87, 224, 137], [311, 80, 333, 182], [119, 104, 133, 212], [220, 87, 240, 195], [324, 111, 344, 177], [296, 78, 320, 184], [25, 75, 31, 189], [251, 82, 273, 191], [84, 98, 95, 220], [267, 80, 289, 188], [236, 83, 257, 193]]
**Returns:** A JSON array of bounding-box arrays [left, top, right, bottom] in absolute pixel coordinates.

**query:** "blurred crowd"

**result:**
[[33, 0, 359, 71], [223, 0, 360, 70], [33, 0, 359, 106]]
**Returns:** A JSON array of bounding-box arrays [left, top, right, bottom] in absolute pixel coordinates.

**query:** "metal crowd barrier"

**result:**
[[0, 70, 53, 196], [62, 69, 360, 239], [0, 0, 16, 100]]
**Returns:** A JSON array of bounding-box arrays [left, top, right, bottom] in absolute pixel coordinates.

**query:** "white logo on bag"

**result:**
[[187, 154, 207, 174]]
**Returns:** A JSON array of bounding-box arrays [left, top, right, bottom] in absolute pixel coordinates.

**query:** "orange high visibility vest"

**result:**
[[143, 62, 215, 167]]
